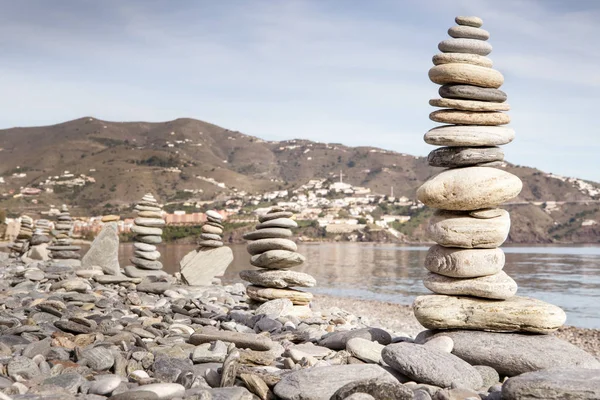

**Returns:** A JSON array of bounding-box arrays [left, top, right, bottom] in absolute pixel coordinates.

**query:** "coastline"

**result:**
[[311, 293, 600, 359]]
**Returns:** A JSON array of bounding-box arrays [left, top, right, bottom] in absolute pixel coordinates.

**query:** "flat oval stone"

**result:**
[[425, 245, 505, 278], [135, 235, 162, 244], [331, 377, 413, 400], [246, 286, 313, 306], [134, 250, 161, 261], [440, 84, 507, 102], [243, 228, 293, 240], [239, 269, 316, 288], [259, 211, 294, 222], [346, 338, 385, 364], [456, 16, 483, 27], [89, 375, 122, 395], [134, 242, 157, 252], [430, 109, 510, 125], [205, 210, 222, 220], [423, 271, 517, 300], [429, 64, 504, 88], [438, 38, 492, 56], [416, 330, 600, 377], [425, 125, 515, 147], [190, 329, 274, 351], [427, 146, 504, 168], [502, 368, 600, 399], [250, 250, 306, 269], [247, 238, 297, 255], [430, 98, 509, 111], [129, 383, 185, 399], [413, 295, 567, 333], [417, 167, 522, 210], [202, 225, 223, 235], [432, 52, 492, 67], [137, 211, 162, 218], [199, 233, 221, 241], [382, 343, 483, 389], [134, 218, 165, 227], [130, 257, 163, 270], [256, 218, 298, 229], [448, 25, 490, 40], [198, 240, 223, 248], [131, 226, 163, 236], [428, 209, 510, 248]]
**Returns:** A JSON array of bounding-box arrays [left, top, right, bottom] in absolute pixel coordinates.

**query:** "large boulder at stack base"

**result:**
[[415, 330, 600, 376], [180, 246, 233, 286], [413, 295, 566, 334], [81, 222, 121, 275], [502, 368, 600, 399]]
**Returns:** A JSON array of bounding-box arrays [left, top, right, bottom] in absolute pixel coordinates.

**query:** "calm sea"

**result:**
[[111, 242, 600, 329]]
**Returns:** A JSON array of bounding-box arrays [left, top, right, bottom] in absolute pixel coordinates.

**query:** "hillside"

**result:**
[[1, 117, 599, 244]]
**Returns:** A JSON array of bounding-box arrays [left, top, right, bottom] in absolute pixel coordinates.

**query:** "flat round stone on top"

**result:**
[[438, 38, 492, 56], [455, 16, 483, 28]]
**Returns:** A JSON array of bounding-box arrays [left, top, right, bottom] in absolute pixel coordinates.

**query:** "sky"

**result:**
[[1, 0, 599, 181]]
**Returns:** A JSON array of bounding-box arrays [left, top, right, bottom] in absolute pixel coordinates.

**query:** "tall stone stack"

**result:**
[[9, 215, 33, 258], [413, 16, 566, 333], [126, 193, 166, 277], [239, 207, 316, 307], [180, 210, 233, 286], [25, 219, 52, 261], [49, 205, 81, 267]]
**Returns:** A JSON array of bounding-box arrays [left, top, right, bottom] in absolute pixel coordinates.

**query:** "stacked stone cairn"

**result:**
[[239, 207, 316, 307], [180, 210, 235, 285], [24, 218, 52, 261], [8, 215, 33, 258], [413, 16, 567, 333], [126, 193, 166, 278], [48, 205, 81, 267]]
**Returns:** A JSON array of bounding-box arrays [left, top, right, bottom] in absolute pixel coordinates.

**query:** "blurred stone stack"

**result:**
[[25, 219, 53, 261], [413, 16, 566, 333], [125, 193, 166, 278], [180, 210, 233, 286], [239, 207, 316, 307], [49, 205, 81, 267], [8, 215, 33, 258]]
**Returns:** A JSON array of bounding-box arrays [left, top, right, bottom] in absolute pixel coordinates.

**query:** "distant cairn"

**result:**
[[48, 205, 81, 267], [240, 207, 316, 307], [126, 193, 166, 278], [9, 215, 33, 258]]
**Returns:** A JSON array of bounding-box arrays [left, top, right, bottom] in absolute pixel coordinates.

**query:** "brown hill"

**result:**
[[1, 117, 599, 244]]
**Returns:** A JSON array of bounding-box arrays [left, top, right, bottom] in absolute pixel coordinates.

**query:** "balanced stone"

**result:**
[[428, 209, 511, 248], [425, 125, 514, 147], [134, 250, 161, 261], [439, 84, 507, 102], [430, 110, 510, 125], [413, 295, 567, 333], [448, 25, 490, 40], [239, 269, 316, 288], [424, 245, 505, 278], [246, 286, 313, 306], [136, 235, 162, 244], [423, 271, 518, 300], [430, 98, 509, 112], [202, 225, 223, 235], [243, 228, 293, 240], [256, 218, 298, 230], [417, 167, 523, 211], [247, 238, 297, 255], [130, 257, 163, 270], [456, 16, 483, 27], [200, 233, 221, 241], [134, 218, 165, 227], [137, 211, 162, 218], [432, 52, 493, 68], [180, 247, 233, 286], [134, 242, 156, 252], [135, 205, 162, 212], [428, 146, 504, 168], [131, 226, 163, 236], [258, 211, 294, 222], [198, 240, 223, 248], [250, 250, 306, 269], [429, 64, 504, 88], [205, 210, 222, 220], [81, 222, 120, 275], [438, 38, 492, 56]]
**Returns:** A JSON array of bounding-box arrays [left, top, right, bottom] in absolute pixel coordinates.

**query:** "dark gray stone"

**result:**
[[382, 343, 483, 389], [109, 391, 160, 400], [136, 281, 170, 294], [8, 356, 41, 380], [220, 349, 240, 387], [153, 355, 193, 383], [502, 368, 600, 400], [415, 330, 600, 376], [428, 147, 504, 168], [130, 257, 163, 270], [439, 84, 507, 102], [320, 328, 392, 351], [43, 373, 84, 394], [189, 330, 274, 351], [331, 378, 413, 400]]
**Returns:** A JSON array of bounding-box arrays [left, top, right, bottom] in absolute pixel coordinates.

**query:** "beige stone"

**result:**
[[428, 209, 510, 248], [432, 53, 492, 68], [413, 295, 566, 334], [430, 110, 510, 126], [246, 285, 313, 306], [101, 215, 120, 222], [424, 125, 515, 147], [423, 271, 517, 300], [247, 238, 297, 256], [448, 25, 490, 40], [429, 64, 504, 88], [417, 167, 522, 211], [180, 247, 233, 285], [455, 16, 483, 27], [425, 245, 505, 278], [429, 98, 509, 112]]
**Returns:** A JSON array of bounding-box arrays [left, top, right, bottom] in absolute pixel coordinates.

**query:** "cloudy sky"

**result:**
[[1, 0, 599, 181]]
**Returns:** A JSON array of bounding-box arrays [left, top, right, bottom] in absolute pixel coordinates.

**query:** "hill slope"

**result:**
[[1, 117, 599, 243]]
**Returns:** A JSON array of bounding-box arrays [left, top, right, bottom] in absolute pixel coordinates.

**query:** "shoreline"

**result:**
[[311, 293, 600, 360]]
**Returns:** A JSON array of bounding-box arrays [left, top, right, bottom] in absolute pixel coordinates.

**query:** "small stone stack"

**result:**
[[180, 210, 233, 286], [239, 207, 316, 307], [413, 16, 566, 333], [126, 193, 165, 278], [9, 215, 33, 257], [49, 205, 81, 267], [25, 219, 52, 261]]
